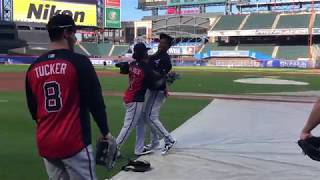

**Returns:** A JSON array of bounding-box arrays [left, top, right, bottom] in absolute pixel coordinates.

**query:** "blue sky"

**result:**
[[120, 0, 225, 21], [121, 0, 150, 21]]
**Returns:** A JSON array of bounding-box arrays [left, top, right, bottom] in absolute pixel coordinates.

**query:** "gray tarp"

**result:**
[[112, 99, 320, 180]]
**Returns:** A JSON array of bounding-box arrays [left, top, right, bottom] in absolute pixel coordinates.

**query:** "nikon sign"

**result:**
[[13, 0, 97, 26], [105, 7, 120, 29]]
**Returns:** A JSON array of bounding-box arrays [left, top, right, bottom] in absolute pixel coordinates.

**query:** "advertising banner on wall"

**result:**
[[13, 0, 97, 26], [208, 28, 310, 37], [168, 0, 226, 6], [105, 0, 120, 7], [105, 7, 121, 28]]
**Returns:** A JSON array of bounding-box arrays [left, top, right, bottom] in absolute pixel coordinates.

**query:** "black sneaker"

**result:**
[[161, 140, 177, 155], [144, 143, 160, 151], [135, 148, 153, 156]]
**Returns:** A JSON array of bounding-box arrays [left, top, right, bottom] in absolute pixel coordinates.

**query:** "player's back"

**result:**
[[26, 49, 89, 159], [123, 61, 147, 104]]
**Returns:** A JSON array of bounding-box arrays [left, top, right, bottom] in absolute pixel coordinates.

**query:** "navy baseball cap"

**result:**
[[47, 14, 76, 32], [160, 33, 174, 45], [132, 43, 150, 60]]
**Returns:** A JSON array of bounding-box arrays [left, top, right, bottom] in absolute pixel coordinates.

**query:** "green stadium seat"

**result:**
[[276, 14, 310, 29], [74, 44, 88, 56], [111, 45, 129, 56], [199, 43, 216, 53], [314, 14, 320, 28], [80, 43, 112, 56], [238, 44, 275, 55], [213, 15, 246, 30], [276, 45, 309, 60], [242, 13, 277, 30]]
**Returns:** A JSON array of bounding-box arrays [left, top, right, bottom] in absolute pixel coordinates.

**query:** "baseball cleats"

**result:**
[[135, 148, 153, 156], [144, 143, 161, 151], [161, 140, 177, 155]]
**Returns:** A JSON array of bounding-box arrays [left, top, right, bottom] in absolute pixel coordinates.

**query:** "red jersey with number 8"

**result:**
[[26, 49, 109, 159]]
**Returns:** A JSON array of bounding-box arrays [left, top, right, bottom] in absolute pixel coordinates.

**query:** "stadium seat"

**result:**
[[276, 14, 311, 29], [314, 14, 320, 28], [238, 44, 275, 55], [200, 43, 217, 53], [110, 45, 130, 56], [213, 15, 247, 30], [80, 43, 113, 56], [242, 13, 277, 30], [276, 45, 309, 60], [74, 45, 88, 56]]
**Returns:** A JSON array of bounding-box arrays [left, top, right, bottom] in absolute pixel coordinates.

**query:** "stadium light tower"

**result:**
[[2, 0, 12, 21]]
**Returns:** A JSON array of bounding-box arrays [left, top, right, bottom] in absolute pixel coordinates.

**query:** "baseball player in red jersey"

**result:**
[[25, 14, 112, 180], [116, 43, 161, 156]]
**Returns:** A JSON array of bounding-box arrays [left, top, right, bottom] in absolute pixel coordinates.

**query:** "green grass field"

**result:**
[[1, 65, 320, 179]]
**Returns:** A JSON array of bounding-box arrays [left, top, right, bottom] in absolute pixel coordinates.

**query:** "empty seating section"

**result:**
[[98, 43, 113, 56], [314, 14, 320, 28], [238, 44, 275, 55], [111, 45, 129, 56], [276, 14, 310, 28], [242, 14, 277, 29], [200, 43, 216, 53], [80, 43, 112, 56], [213, 15, 246, 30], [276, 46, 309, 59], [74, 45, 88, 56], [18, 30, 50, 44]]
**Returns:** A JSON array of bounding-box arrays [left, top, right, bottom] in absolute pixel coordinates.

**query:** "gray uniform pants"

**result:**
[[135, 90, 174, 154], [116, 102, 144, 147], [43, 145, 96, 180]]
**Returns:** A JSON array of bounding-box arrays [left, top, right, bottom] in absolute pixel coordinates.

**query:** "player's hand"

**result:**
[[300, 131, 313, 140]]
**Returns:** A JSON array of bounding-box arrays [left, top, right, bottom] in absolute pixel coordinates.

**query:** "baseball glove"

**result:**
[[121, 159, 151, 172], [298, 136, 320, 161], [166, 72, 180, 85], [115, 62, 129, 74], [95, 136, 118, 169]]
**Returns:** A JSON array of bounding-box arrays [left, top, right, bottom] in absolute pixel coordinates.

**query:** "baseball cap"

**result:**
[[47, 14, 76, 32], [160, 33, 174, 45], [132, 43, 150, 60]]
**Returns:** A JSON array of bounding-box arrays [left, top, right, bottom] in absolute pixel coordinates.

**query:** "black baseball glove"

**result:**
[[166, 72, 180, 85], [298, 136, 320, 161], [122, 159, 151, 172], [115, 62, 129, 74], [95, 136, 118, 169]]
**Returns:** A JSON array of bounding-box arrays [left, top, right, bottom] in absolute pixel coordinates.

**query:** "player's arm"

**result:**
[[162, 55, 172, 74], [25, 73, 37, 121], [142, 61, 162, 81], [301, 100, 320, 139], [141, 61, 165, 89], [79, 56, 110, 136]]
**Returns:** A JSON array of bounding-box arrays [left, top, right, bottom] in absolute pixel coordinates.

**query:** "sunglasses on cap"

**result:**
[[47, 24, 77, 33]]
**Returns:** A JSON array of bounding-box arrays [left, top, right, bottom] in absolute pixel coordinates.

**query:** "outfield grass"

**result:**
[[2, 64, 320, 94], [98, 70, 320, 94], [0, 92, 209, 179], [1, 64, 320, 179]]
